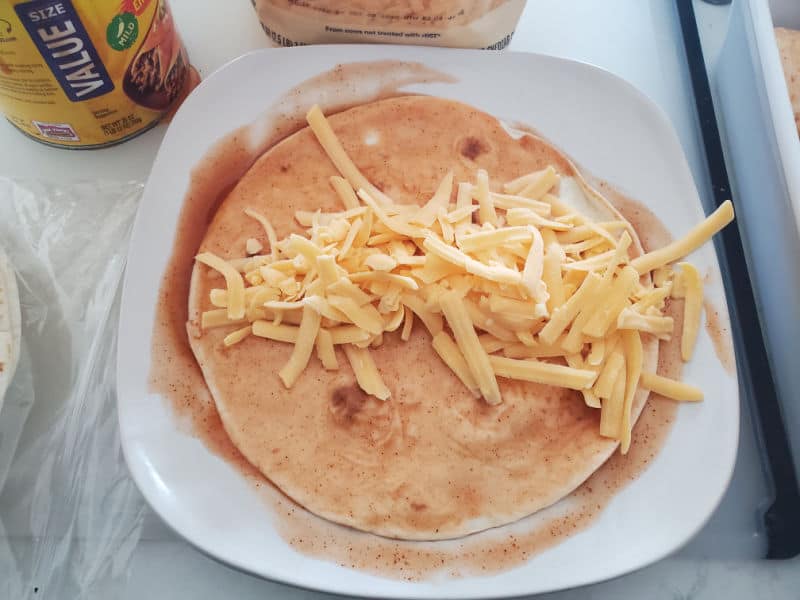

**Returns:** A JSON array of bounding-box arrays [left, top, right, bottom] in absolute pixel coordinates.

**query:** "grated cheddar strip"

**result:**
[[329, 325, 372, 344], [248, 288, 278, 321], [337, 215, 361, 258], [396, 255, 427, 266], [479, 334, 508, 354], [640, 372, 703, 402], [329, 175, 360, 209], [566, 354, 601, 408], [617, 308, 674, 338], [504, 207, 573, 231], [490, 192, 552, 215], [357, 190, 429, 239], [412, 171, 454, 227], [582, 266, 639, 338], [315, 329, 339, 370], [521, 226, 545, 300], [594, 347, 625, 399], [562, 297, 602, 354], [302, 295, 350, 323], [562, 250, 617, 272], [306, 105, 394, 206], [463, 298, 517, 342], [364, 253, 398, 273], [437, 209, 455, 244], [209, 286, 264, 308], [343, 344, 391, 400], [542, 243, 566, 313], [316, 254, 340, 288], [519, 166, 559, 199], [278, 304, 322, 388], [288, 234, 323, 262], [253, 321, 300, 343], [244, 209, 279, 262], [620, 329, 643, 453], [487, 295, 541, 318], [678, 262, 703, 361], [489, 356, 596, 390], [196, 252, 247, 320], [353, 211, 373, 248], [599, 365, 625, 440], [630, 200, 734, 274], [440, 291, 502, 405], [432, 331, 481, 397], [601, 231, 632, 284], [557, 221, 628, 244], [504, 169, 547, 195], [349, 271, 419, 291], [223, 325, 252, 347], [502, 339, 570, 359], [539, 272, 602, 345], [633, 284, 672, 311], [201, 309, 248, 330], [587, 339, 605, 366], [424, 236, 522, 286], [400, 306, 414, 341], [446, 204, 479, 223], [458, 226, 532, 253], [327, 295, 384, 335], [328, 278, 373, 306], [384, 306, 405, 331], [561, 237, 608, 255], [400, 294, 443, 335], [474, 169, 498, 225], [516, 330, 536, 347]]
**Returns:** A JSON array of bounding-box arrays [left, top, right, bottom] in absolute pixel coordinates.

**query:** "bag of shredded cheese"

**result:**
[[251, 0, 527, 49]]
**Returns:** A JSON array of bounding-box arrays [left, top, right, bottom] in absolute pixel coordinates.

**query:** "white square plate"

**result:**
[[117, 46, 739, 598]]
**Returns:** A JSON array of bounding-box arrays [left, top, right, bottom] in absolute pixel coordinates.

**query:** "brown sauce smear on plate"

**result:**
[[150, 62, 685, 580], [704, 300, 736, 374]]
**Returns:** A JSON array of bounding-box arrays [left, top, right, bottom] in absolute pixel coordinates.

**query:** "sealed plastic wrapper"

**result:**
[[251, 0, 527, 49], [0, 179, 144, 598]]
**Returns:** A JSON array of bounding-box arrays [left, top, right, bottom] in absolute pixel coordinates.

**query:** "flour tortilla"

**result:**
[[187, 96, 657, 540], [0, 247, 21, 411]]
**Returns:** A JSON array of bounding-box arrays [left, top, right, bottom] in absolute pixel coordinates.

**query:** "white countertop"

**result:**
[[2, 1, 800, 598]]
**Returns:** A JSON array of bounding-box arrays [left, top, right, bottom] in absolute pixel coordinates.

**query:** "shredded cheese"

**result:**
[[640, 371, 703, 402], [343, 345, 390, 400], [196, 252, 247, 320], [474, 169, 498, 225], [440, 291, 501, 405], [278, 304, 321, 388], [631, 201, 734, 274], [315, 328, 339, 370], [678, 262, 703, 361], [197, 105, 735, 452], [223, 325, 252, 347], [620, 330, 642, 454], [432, 331, 481, 397], [489, 356, 596, 389]]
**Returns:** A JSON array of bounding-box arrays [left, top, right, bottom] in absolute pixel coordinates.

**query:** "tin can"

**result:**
[[0, 0, 189, 148]]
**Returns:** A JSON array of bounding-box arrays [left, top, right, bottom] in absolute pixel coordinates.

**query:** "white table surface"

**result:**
[[2, 1, 800, 598]]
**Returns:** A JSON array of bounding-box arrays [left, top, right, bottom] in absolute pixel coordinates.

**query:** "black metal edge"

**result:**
[[675, 0, 800, 559]]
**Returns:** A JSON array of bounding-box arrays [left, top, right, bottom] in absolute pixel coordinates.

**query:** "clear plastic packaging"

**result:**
[[0, 179, 144, 599]]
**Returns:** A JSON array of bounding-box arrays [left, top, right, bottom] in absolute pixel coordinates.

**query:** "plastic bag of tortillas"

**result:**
[[251, 0, 527, 49]]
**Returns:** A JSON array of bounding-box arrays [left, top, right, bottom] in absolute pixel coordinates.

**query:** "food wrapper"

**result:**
[[251, 0, 527, 49], [0, 179, 144, 599]]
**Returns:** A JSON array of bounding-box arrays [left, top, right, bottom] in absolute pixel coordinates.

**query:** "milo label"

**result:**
[[0, 0, 188, 148]]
